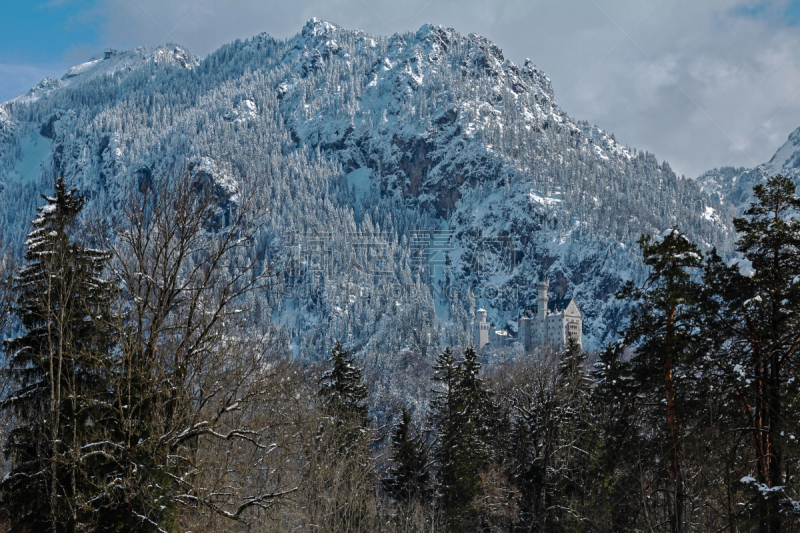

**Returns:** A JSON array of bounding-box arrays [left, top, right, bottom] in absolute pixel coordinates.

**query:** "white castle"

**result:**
[[474, 279, 582, 350]]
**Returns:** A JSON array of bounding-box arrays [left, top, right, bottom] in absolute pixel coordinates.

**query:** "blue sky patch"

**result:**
[[0, 1, 103, 63], [734, 0, 800, 26]]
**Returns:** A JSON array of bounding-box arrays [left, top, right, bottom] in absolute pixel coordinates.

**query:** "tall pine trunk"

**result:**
[[666, 309, 684, 533]]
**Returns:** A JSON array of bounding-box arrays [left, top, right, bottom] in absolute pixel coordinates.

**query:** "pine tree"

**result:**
[[552, 336, 603, 530], [314, 341, 374, 531], [615, 227, 705, 533], [590, 342, 642, 531], [0, 177, 114, 533], [319, 341, 369, 429], [430, 346, 488, 531], [383, 408, 430, 504], [702, 175, 800, 533], [558, 334, 589, 390]]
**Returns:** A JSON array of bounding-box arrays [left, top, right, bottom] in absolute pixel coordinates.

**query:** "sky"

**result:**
[[2, 0, 800, 179]]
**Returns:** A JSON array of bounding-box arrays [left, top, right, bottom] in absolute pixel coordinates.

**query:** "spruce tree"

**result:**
[[590, 342, 642, 530], [92, 343, 179, 533], [319, 341, 369, 429], [702, 175, 800, 533], [558, 334, 589, 390], [0, 177, 114, 533], [315, 341, 374, 531], [504, 342, 598, 532], [552, 336, 603, 530], [430, 347, 488, 530], [615, 227, 705, 533], [383, 408, 430, 504]]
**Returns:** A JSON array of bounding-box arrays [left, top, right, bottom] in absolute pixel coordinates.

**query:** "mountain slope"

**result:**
[[0, 20, 732, 351], [697, 127, 800, 216]]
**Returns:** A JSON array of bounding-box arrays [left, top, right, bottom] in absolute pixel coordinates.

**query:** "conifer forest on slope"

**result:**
[[2, 19, 800, 533]]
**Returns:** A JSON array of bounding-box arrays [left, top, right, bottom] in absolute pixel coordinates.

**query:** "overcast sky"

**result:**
[[2, 0, 800, 179]]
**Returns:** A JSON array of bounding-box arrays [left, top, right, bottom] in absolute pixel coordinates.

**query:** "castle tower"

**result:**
[[536, 280, 549, 322], [519, 311, 532, 350], [474, 308, 489, 349], [563, 299, 583, 348]]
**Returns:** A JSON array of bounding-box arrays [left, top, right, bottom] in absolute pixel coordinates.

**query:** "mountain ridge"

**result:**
[[697, 126, 800, 217], [0, 19, 738, 350]]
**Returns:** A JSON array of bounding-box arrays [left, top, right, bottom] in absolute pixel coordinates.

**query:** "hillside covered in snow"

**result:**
[[0, 19, 735, 352], [697, 125, 800, 217]]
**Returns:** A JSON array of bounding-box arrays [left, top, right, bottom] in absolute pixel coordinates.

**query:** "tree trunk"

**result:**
[[665, 355, 684, 533], [767, 351, 782, 533], [665, 306, 684, 533]]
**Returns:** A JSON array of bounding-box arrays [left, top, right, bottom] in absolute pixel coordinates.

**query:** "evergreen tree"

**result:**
[[319, 341, 369, 429], [430, 347, 488, 531], [702, 175, 800, 533], [558, 334, 589, 390], [314, 341, 374, 531], [503, 370, 560, 532], [552, 337, 605, 531], [91, 342, 179, 532], [615, 227, 705, 533], [590, 342, 642, 531], [501, 343, 599, 532], [0, 177, 114, 533], [383, 408, 430, 504]]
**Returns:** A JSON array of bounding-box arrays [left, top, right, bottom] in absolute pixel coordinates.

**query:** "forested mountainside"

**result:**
[[697, 126, 800, 215], [0, 19, 732, 351]]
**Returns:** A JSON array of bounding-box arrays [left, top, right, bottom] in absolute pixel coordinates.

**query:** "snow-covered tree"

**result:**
[[430, 346, 489, 530], [382, 408, 430, 504], [613, 227, 705, 533], [703, 175, 800, 532], [1, 177, 114, 532], [319, 340, 369, 429]]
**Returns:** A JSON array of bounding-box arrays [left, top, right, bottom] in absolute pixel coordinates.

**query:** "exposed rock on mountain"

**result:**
[[0, 19, 733, 351]]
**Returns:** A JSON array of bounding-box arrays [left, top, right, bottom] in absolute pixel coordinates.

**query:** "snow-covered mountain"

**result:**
[[767, 126, 800, 175], [0, 19, 733, 352], [697, 126, 800, 215], [9, 46, 199, 106]]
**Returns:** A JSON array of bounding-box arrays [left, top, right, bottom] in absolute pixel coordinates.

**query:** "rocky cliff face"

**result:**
[[269, 20, 733, 346], [0, 19, 734, 350]]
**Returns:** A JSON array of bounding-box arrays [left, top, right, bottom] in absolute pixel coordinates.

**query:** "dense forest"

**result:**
[[0, 171, 798, 532], [0, 20, 734, 353]]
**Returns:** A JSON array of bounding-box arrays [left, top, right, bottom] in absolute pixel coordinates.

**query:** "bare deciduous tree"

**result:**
[[89, 168, 296, 530]]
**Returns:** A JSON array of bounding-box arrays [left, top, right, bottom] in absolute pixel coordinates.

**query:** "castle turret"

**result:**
[[536, 280, 549, 321], [474, 308, 489, 349]]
